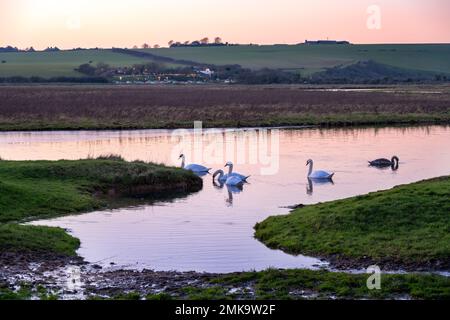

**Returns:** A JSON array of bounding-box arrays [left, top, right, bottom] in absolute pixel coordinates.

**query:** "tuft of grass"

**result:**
[[93, 154, 125, 161], [0, 224, 80, 256], [255, 177, 450, 269], [146, 293, 173, 300], [0, 284, 32, 300]]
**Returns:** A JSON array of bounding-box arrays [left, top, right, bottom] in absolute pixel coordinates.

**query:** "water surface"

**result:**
[[2, 126, 448, 273]]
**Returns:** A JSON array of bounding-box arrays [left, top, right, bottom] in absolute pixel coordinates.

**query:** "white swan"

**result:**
[[213, 170, 245, 186], [224, 162, 250, 181], [179, 154, 211, 173], [306, 159, 334, 180], [225, 175, 245, 187]]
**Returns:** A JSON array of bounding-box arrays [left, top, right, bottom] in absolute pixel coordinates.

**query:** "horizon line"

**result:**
[[2, 42, 450, 51]]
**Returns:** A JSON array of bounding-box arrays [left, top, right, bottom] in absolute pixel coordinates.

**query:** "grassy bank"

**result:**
[[0, 85, 449, 131], [84, 269, 450, 300], [214, 269, 450, 300], [255, 177, 450, 270], [0, 158, 202, 256]]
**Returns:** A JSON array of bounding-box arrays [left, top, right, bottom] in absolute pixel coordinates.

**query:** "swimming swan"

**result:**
[[179, 154, 211, 173], [306, 159, 334, 180], [213, 170, 246, 186], [224, 162, 250, 181], [369, 156, 399, 167]]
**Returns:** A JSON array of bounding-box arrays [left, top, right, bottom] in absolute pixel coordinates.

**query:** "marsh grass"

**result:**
[[0, 85, 449, 131]]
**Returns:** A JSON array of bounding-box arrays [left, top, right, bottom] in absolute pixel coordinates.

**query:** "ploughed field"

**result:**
[[0, 85, 449, 131]]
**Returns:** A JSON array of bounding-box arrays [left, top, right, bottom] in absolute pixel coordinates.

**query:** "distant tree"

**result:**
[[200, 37, 209, 45], [74, 63, 96, 76], [142, 43, 150, 49], [168, 40, 174, 47], [25, 47, 36, 52], [44, 46, 60, 52], [0, 46, 19, 53], [153, 44, 160, 49], [214, 37, 222, 44], [132, 45, 138, 49], [96, 62, 111, 75], [184, 41, 190, 46]]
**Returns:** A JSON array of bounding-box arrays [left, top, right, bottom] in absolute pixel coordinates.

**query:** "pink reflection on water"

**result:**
[[11, 125, 449, 272]]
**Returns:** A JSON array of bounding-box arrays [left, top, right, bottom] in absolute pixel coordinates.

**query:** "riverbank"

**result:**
[[0, 85, 449, 131], [255, 176, 450, 271], [2, 264, 449, 300], [0, 157, 202, 257]]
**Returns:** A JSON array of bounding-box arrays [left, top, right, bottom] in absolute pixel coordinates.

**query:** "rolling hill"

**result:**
[[0, 44, 449, 78]]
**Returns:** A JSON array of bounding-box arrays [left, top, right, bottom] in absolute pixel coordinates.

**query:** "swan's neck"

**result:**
[[181, 156, 185, 168], [213, 170, 224, 180], [228, 164, 233, 175], [308, 162, 313, 176]]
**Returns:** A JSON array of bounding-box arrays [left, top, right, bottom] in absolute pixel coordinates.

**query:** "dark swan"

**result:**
[[368, 156, 399, 167]]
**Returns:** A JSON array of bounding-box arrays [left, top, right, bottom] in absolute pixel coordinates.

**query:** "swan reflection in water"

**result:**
[[213, 180, 245, 206], [369, 162, 399, 172], [306, 177, 334, 195]]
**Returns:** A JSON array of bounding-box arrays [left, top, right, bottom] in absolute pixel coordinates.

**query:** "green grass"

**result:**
[[0, 284, 33, 300], [142, 44, 450, 75], [0, 50, 153, 77], [0, 158, 202, 256], [255, 176, 450, 268], [0, 283, 59, 300], [0, 224, 80, 256], [215, 269, 450, 300], [1, 112, 449, 132]]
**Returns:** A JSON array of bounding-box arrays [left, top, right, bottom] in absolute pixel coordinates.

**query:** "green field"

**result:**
[[1, 44, 449, 78], [141, 44, 450, 75], [0, 49, 152, 77]]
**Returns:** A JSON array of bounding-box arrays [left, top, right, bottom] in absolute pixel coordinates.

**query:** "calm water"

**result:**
[[2, 125, 449, 273]]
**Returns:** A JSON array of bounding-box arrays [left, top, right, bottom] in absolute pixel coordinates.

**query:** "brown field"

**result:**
[[0, 85, 449, 131]]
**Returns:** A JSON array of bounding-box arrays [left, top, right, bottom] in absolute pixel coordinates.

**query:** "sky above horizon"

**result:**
[[1, 0, 449, 49]]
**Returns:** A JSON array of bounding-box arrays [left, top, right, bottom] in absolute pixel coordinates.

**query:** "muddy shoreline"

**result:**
[[2, 250, 449, 300]]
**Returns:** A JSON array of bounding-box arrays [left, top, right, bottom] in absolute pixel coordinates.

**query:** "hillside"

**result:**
[[140, 44, 450, 75], [0, 44, 449, 78], [0, 49, 153, 77]]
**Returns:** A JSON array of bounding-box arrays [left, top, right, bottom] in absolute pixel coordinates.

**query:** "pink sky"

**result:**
[[1, 0, 449, 49]]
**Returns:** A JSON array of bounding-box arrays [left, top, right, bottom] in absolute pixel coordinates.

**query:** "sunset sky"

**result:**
[[1, 0, 449, 49]]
